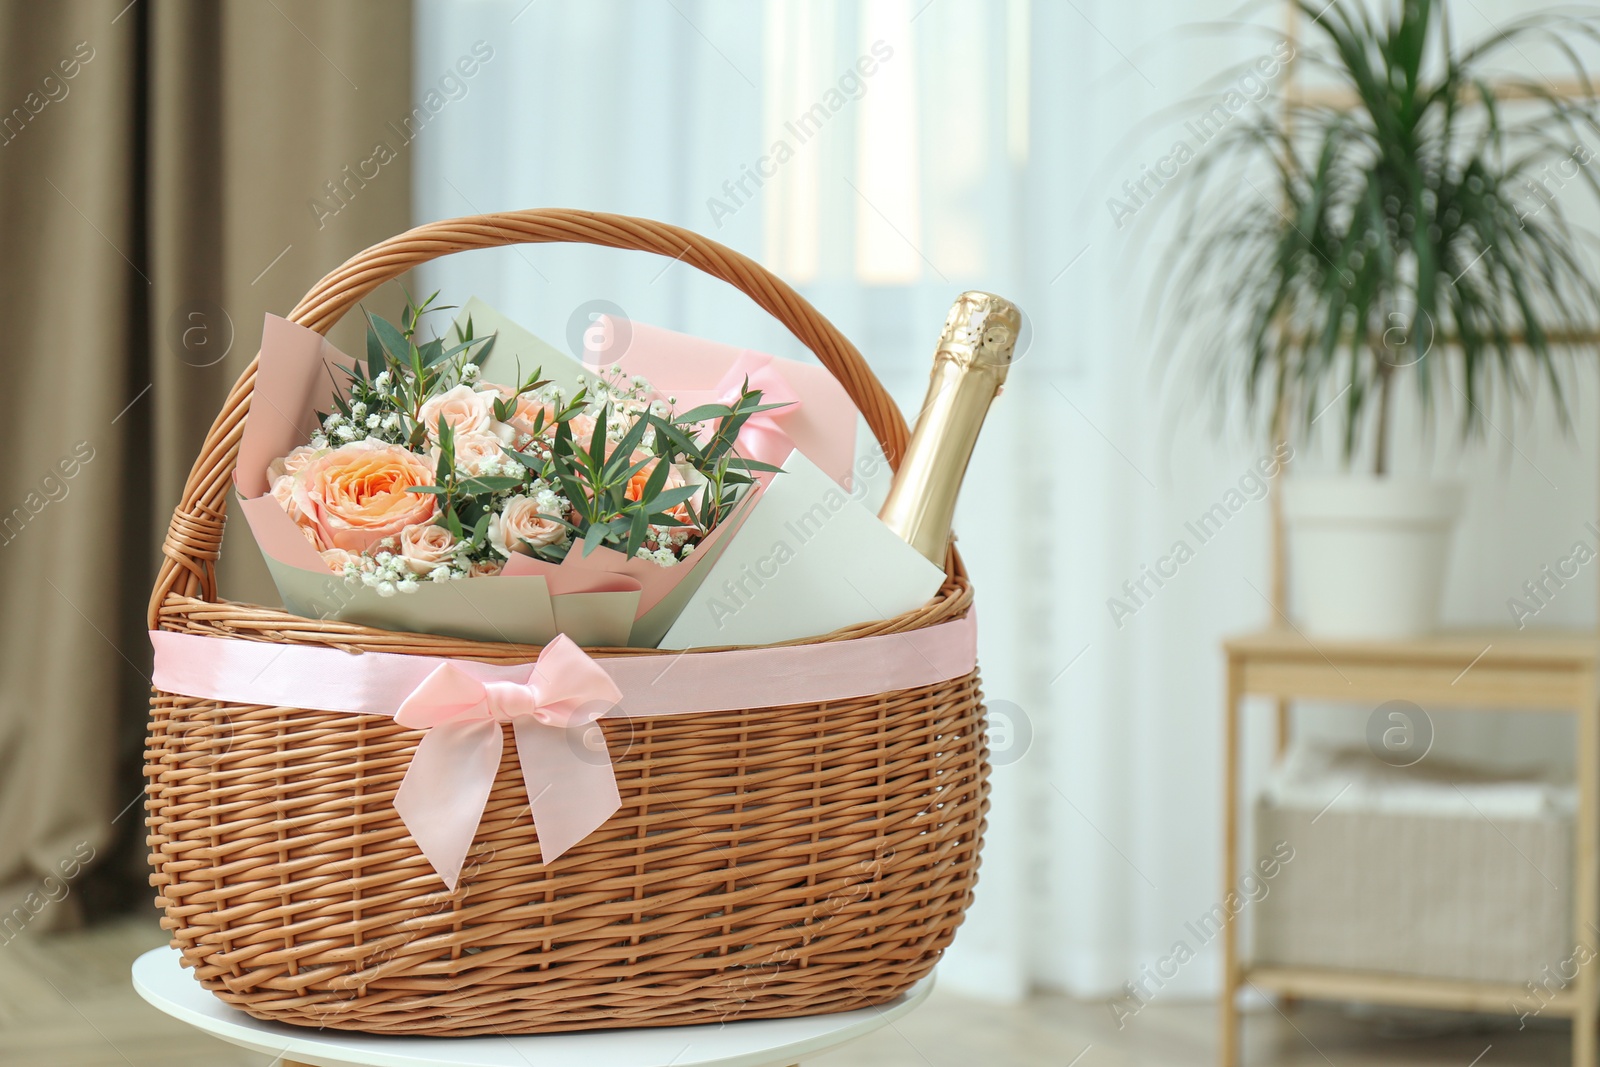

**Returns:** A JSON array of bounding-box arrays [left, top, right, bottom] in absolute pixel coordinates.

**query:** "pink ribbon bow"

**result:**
[[392, 635, 623, 890], [713, 351, 800, 471]]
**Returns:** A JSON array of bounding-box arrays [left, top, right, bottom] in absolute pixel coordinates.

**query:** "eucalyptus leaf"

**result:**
[[644, 484, 700, 512], [418, 337, 446, 367], [365, 320, 386, 378], [470, 332, 497, 367], [673, 403, 735, 424], [623, 507, 650, 558], [724, 456, 786, 473], [370, 314, 412, 367], [459, 475, 525, 493]]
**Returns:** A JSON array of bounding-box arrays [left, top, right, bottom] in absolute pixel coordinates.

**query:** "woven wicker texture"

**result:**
[[145, 209, 988, 1035]]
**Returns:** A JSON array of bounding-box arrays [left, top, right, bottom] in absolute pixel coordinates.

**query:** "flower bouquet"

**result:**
[[238, 293, 944, 648]]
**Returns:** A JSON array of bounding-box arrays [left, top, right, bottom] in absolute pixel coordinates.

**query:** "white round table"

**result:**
[[132, 947, 932, 1067]]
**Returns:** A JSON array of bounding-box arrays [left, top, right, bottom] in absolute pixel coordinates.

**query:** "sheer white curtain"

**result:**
[[410, 0, 1594, 1005]]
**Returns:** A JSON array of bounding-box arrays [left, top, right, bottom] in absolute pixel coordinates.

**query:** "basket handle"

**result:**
[[149, 209, 914, 625]]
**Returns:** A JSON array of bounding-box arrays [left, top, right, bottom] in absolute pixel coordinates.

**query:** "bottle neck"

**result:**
[[878, 355, 1004, 564]]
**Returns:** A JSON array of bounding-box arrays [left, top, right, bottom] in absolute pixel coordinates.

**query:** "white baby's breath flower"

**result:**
[[376, 580, 397, 597], [335, 424, 357, 441], [366, 414, 380, 429]]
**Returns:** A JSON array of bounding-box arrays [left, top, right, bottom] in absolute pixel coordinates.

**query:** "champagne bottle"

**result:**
[[878, 291, 1020, 564]]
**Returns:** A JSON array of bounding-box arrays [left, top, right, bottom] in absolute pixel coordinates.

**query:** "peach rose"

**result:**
[[399, 522, 457, 575], [626, 458, 696, 524], [489, 494, 567, 557], [291, 439, 437, 553], [418, 384, 495, 443], [468, 558, 505, 578], [438, 431, 509, 477]]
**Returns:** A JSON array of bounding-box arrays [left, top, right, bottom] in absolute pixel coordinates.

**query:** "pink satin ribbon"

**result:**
[[714, 351, 800, 470], [392, 636, 623, 889], [150, 610, 976, 890]]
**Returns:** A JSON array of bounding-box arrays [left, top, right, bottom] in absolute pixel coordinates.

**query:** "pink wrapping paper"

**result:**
[[584, 316, 859, 489]]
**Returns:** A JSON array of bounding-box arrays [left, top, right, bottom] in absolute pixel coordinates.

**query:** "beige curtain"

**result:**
[[0, 0, 412, 927]]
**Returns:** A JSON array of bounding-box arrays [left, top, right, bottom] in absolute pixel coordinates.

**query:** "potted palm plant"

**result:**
[[1156, 0, 1600, 636]]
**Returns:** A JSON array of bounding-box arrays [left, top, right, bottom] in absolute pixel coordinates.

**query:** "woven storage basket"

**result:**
[[144, 209, 988, 1036]]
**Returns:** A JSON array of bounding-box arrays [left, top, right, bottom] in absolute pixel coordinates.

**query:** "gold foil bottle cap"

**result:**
[[937, 291, 1021, 373]]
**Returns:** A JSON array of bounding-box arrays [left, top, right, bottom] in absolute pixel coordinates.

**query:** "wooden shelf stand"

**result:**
[[1220, 626, 1600, 1067]]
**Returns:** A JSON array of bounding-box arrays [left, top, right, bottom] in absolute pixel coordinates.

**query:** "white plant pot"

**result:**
[[1281, 477, 1464, 638]]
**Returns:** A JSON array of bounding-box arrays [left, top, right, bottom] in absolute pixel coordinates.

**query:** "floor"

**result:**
[[0, 918, 1572, 1066]]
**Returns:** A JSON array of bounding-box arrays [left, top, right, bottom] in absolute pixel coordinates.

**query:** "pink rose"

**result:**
[[561, 411, 645, 460], [506, 393, 555, 440], [489, 494, 567, 557], [290, 439, 438, 553], [436, 431, 508, 477], [267, 445, 320, 483], [472, 382, 530, 444], [320, 548, 357, 573], [565, 414, 598, 450], [468, 558, 504, 578], [399, 522, 457, 575], [418, 384, 495, 443], [271, 474, 307, 525]]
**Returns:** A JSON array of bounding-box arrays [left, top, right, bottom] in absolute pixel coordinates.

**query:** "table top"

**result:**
[[132, 947, 932, 1067], [1224, 626, 1600, 667]]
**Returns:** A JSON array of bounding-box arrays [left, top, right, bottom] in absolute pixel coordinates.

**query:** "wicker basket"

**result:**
[[144, 209, 989, 1036]]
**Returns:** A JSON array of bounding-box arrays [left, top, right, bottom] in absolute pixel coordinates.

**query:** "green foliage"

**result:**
[[1156, 0, 1600, 473], [341, 293, 781, 565]]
